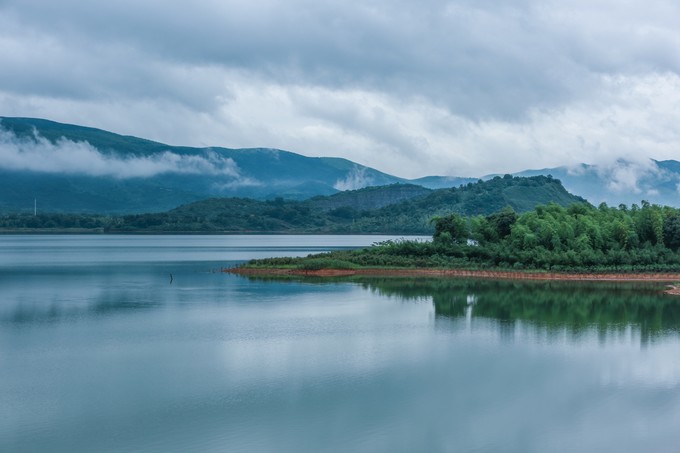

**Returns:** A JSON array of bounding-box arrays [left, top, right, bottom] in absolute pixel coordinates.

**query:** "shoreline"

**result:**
[[226, 267, 680, 281], [226, 267, 680, 293], [0, 230, 426, 235]]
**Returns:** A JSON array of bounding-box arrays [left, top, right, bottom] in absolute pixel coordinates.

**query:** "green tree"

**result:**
[[431, 214, 469, 242], [663, 211, 680, 251]]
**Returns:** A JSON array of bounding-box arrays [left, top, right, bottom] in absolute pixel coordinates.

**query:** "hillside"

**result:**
[[25, 175, 580, 234], [0, 176, 585, 234], [0, 117, 410, 213], [334, 175, 587, 233]]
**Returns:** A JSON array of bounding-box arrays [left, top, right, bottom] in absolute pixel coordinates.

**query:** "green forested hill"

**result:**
[[376, 174, 583, 217], [0, 176, 587, 233], [328, 174, 586, 233], [117, 175, 585, 233]]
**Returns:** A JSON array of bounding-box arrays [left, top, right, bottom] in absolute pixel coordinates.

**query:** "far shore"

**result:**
[[0, 229, 419, 235], [225, 267, 680, 295]]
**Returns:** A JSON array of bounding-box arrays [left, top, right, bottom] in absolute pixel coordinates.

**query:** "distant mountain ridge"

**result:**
[[1, 116, 678, 213], [421, 160, 680, 207], [0, 117, 410, 213], [510, 160, 680, 207]]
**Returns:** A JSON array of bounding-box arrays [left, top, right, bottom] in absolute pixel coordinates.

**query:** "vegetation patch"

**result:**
[[297, 258, 359, 270], [241, 201, 680, 273]]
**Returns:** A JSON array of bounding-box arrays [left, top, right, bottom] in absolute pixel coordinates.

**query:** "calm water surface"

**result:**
[[1, 235, 680, 452]]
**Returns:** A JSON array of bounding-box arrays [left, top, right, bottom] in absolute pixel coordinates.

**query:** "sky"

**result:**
[[1, 0, 680, 179]]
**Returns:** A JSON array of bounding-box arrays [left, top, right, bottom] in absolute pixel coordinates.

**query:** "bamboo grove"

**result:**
[[428, 201, 680, 271]]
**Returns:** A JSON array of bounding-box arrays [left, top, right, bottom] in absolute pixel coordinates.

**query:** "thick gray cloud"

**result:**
[[1, 0, 680, 178]]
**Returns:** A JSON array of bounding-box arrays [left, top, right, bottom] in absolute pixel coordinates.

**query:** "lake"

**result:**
[[1, 235, 680, 452]]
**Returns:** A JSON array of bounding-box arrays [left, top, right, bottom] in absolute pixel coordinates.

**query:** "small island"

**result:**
[[228, 201, 680, 292]]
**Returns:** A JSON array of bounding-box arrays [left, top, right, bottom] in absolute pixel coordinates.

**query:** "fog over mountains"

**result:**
[[0, 117, 678, 213]]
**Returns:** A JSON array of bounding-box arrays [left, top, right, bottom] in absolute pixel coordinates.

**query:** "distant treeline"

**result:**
[[247, 201, 680, 272], [0, 213, 113, 231]]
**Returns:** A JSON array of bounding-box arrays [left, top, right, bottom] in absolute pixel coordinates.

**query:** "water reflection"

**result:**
[[0, 264, 358, 324], [368, 278, 680, 342], [244, 275, 680, 342], [3, 236, 680, 453], [1, 234, 411, 325]]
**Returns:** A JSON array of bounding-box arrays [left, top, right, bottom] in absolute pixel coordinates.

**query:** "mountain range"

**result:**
[[0, 116, 677, 213]]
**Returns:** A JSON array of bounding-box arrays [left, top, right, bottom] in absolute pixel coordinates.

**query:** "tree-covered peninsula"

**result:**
[[241, 200, 680, 273]]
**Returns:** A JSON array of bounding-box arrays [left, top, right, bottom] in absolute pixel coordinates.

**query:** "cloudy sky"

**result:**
[[1, 0, 680, 178]]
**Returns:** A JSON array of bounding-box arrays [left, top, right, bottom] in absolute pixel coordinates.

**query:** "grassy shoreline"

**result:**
[[226, 265, 680, 283]]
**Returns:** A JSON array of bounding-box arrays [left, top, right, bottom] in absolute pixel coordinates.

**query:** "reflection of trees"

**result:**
[[242, 275, 680, 338], [226, 275, 680, 341], [358, 277, 680, 338]]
